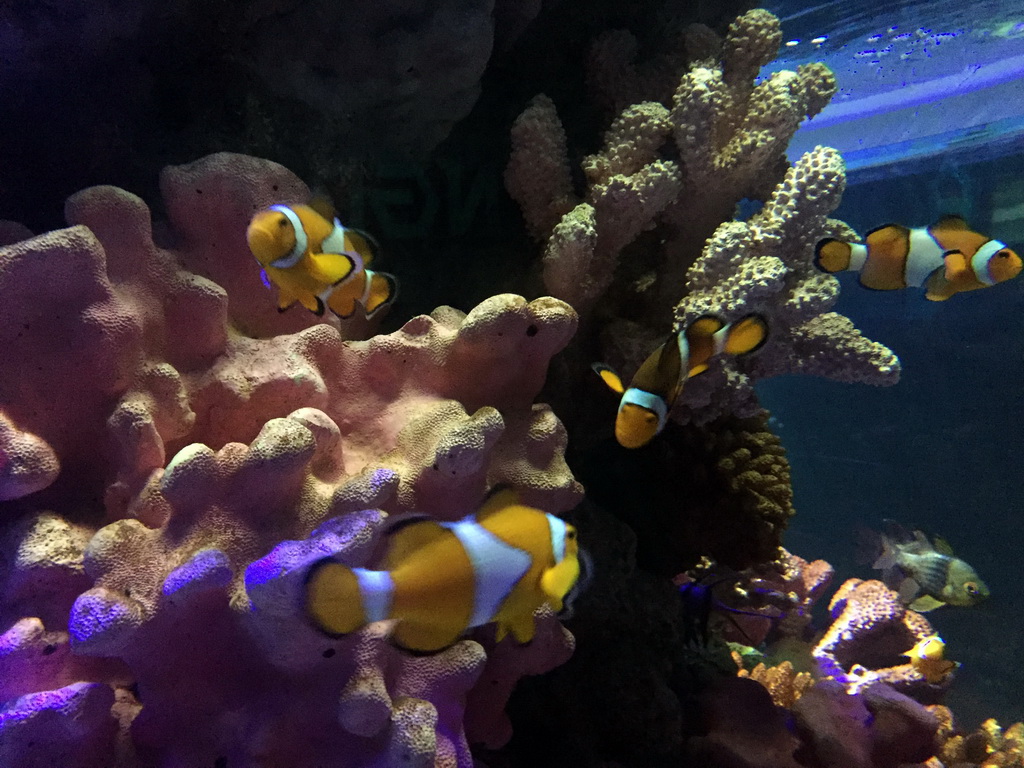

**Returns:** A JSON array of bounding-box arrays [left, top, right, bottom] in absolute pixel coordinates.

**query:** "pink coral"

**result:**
[[812, 579, 940, 695], [0, 152, 582, 767]]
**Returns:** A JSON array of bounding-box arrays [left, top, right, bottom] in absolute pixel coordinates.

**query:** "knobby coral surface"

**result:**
[[506, 8, 898, 429], [0, 152, 582, 767]]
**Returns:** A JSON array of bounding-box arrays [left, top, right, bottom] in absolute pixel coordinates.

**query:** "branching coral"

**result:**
[[734, 655, 814, 708], [0, 153, 582, 767]]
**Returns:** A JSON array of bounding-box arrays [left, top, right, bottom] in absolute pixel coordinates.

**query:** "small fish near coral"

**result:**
[[246, 200, 398, 318], [814, 215, 1022, 301], [861, 521, 990, 612], [304, 488, 583, 653], [903, 634, 960, 684], [593, 314, 769, 449]]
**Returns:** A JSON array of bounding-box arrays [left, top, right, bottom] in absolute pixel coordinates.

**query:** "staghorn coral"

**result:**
[[812, 579, 944, 698], [0, 152, 583, 767]]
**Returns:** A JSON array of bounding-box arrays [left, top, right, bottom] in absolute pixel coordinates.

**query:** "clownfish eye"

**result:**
[[997, 250, 1010, 258], [965, 582, 979, 595], [645, 412, 657, 424], [566, 530, 576, 540], [277, 215, 289, 228]]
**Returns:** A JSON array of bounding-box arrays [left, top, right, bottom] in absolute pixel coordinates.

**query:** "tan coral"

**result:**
[[734, 654, 814, 709]]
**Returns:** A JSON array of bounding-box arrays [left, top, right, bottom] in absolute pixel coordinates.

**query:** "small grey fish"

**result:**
[[865, 521, 990, 612]]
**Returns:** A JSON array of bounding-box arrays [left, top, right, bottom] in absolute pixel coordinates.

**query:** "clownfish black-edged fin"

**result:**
[[723, 314, 769, 356], [476, 485, 521, 521], [308, 193, 337, 222], [391, 621, 462, 653], [346, 227, 384, 266], [591, 363, 626, 394], [814, 238, 851, 273], [314, 297, 326, 316], [304, 558, 363, 638], [380, 518, 448, 571], [363, 271, 399, 317], [307, 251, 359, 286]]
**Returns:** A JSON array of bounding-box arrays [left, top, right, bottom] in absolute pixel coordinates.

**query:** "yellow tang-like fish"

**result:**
[[304, 489, 582, 653], [902, 635, 960, 684], [814, 215, 1021, 301], [246, 202, 398, 318], [593, 314, 769, 449]]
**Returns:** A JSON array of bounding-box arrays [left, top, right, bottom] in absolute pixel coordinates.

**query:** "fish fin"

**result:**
[[507, 614, 537, 644], [855, 526, 884, 566], [304, 559, 365, 637], [932, 214, 970, 231], [687, 362, 710, 378], [898, 577, 922, 603], [721, 314, 769, 357], [391, 621, 462, 653], [592, 363, 626, 394], [296, 292, 325, 315], [308, 193, 336, 221], [345, 227, 383, 266], [687, 315, 725, 338], [924, 267, 955, 300], [381, 518, 448, 571], [363, 271, 399, 317], [932, 535, 955, 556], [871, 537, 897, 571], [307, 251, 359, 286], [326, 278, 362, 319], [942, 251, 971, 283], [881, 519, 915, 545], [476, 486, 520, 521], [865, 223, 910, 244], [814, 239, 852, 272], [541, 557, 581, 609], [910, 595, 946, 612]]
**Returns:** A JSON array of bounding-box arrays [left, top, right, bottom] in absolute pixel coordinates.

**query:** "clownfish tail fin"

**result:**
[[814, 239, 852, 273], [305, 559, 380, 638]]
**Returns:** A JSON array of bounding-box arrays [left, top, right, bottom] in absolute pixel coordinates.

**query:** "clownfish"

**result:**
[[814, 215, 1022, 301], [902, 635, 960, 684], [863, 521, 990, 612], [246, 202, 398, 318], [593, 314, 769, 449], [304, 488, 582, 653]]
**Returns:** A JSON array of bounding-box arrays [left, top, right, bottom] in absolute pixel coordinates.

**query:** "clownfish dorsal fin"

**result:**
[[592, 363, 626, 394], [721, 314, 769, 357], [380, 514, 446, 571], [932, 214, 970, 231], [932, 534, 954, 556], [476, 485, 521, 521], [308, 193, 337, 222]]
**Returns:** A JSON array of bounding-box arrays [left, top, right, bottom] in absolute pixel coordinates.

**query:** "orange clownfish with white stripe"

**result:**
[[814, 215, 1021, 301], [304, 488, 583, 653], [593, 314, 769, 449], [246, 202, 398, 318]]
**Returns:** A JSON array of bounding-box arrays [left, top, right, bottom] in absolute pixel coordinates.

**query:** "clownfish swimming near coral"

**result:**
[[593, 314, 769, 449], [903, 635, 960, 684], [246, 201, 398, 318], [304, 488, 583, 653], [814, 215, 1021, 301]]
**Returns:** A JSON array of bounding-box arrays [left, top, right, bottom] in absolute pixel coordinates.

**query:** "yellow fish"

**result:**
[[814, 215, 1021, 301], [593, 314, 769, 449], [903, 635, 960, 684], [246, 202, 398, 318], [304, 489, 582, 653]]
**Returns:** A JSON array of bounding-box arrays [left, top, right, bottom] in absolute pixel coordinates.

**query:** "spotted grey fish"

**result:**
[[864, 521, 990, 612]]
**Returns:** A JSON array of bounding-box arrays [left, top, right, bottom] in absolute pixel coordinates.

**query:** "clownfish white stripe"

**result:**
[[360, 269, 377, 305], [621, 387, 668, 426], [353, 568, 394, 623], [848, 242, 869, 271], [320, 218, 348, 254], [972, 240, 1007, 285], [676, 332, 692, 372], [441, 519, 532, 627], [905, 227, 946, 287], [547, 515, 568, 562], [268, 205, 308, 268]]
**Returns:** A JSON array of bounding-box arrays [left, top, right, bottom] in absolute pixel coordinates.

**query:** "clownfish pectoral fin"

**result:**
[[307, 251, 359, 286], [924, 270, 955, 301], [391, 621, 462, 653], [942, 251, 971, 283], [305, 559, 365, 637], [909, 595, 946, 613], [592, 363, 626, 394], [363, 271, 398, 317], [722, 314, 769, 357], [814, 239, 852, 273], [932, 214, 970, 231]]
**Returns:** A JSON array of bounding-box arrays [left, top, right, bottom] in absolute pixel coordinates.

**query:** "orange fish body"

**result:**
[[594, 314, 769, 449], [246, 203, 398, 318], [304, 489, 581, 653], [815, 215, 1021, 301]]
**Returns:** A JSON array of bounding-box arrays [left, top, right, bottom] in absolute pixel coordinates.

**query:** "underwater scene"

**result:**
[[1, 0, 1022, 766]]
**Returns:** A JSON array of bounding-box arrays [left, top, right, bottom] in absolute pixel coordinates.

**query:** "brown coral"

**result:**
[[734, 653, 815, 709]]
